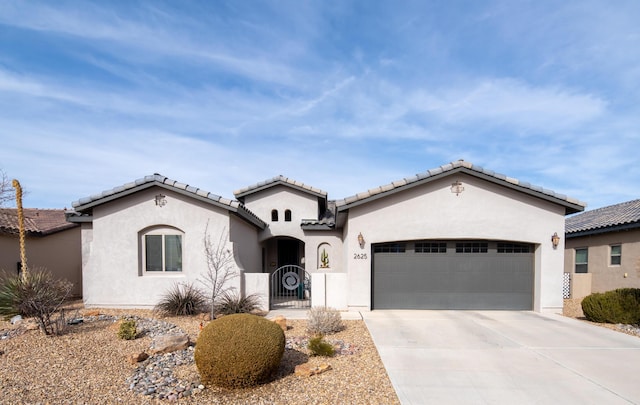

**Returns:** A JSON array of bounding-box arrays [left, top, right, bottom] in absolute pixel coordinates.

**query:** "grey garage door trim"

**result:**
[[372, 240, 534, 310]]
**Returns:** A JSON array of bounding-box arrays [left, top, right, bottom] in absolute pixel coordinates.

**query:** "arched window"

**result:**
[[140, 226, 183, 273], [271, 209, 279, 221], [284, 209, 292, 222]]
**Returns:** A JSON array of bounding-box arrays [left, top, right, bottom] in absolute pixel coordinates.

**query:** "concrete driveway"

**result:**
[[362, 310, 640, 404]]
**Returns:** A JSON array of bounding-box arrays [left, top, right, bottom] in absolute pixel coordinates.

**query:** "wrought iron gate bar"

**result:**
[[270, 265, 311, 309]]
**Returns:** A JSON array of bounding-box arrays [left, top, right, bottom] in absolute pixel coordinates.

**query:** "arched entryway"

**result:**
[[267, 237, 309, 309]]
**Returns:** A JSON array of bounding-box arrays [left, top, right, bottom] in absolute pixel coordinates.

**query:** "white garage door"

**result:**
[[372, 240, 534, 310]]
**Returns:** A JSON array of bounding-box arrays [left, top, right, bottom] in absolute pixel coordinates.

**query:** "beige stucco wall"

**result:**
[[343, 173, 567, 312], [0, 228, 82, 297], [565, 228, 640, 293], [82, 186, 260, 308]]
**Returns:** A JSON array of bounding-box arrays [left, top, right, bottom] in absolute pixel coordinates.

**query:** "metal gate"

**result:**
[[270, 265, 311, 309]]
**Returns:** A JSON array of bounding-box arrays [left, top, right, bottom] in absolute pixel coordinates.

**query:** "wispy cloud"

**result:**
[[0, 0, 638, 210]]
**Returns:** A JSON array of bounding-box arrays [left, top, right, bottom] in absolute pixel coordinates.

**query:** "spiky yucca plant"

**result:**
[[155, 283, 207, 316], [0, 268, 72, 335], [214, 291, 262, 316]]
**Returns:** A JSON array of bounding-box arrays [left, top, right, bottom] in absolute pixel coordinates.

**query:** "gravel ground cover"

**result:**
[[563, 298, 640, 338], [0, 304, 399, 405]]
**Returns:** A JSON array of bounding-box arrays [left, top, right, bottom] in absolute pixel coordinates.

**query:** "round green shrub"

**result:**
[[194, 313, 285, 388], [581, 289, 640, 324]]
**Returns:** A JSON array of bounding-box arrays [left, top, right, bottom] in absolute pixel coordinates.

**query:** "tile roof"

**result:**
[[301, 201, 337, 229], [69, 174, 266, 229], [335, 160, 586, 215], [0, 208, 78, 236], [234, 175, 327, 199], [566, 198, 640, 236]]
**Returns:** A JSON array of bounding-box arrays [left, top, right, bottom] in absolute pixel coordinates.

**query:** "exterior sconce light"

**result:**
[[155, 194, 167, 207], [450, 180, 464, 196], [551, 232, 560, 249], [357, 232, 365, 249]]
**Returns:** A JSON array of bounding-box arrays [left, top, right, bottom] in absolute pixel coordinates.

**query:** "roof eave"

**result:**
[[566, 221, 640, 238], [337, 167, 585, 215], [234, 180, 327, 200], [301, 223, 335, 230], [72, 181, 266, 229]]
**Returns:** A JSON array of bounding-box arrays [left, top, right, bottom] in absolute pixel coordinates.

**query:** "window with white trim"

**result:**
[[142, 227, 183, 272], [610, 245, 621, 266]]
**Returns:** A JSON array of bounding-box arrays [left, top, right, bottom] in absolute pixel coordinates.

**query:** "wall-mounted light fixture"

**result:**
[[155, 194, 167, 207], [357, 232, 365, 249], [450, 180, 464, 196], [551, 232, 560, 249]]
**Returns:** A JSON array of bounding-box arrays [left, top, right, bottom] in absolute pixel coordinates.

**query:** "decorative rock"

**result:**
[[273, 315, 287, 331], [295, 362, 332, 377], [10, 315, 22, 325], [151, 334, 190, 355], [129, 351, 149, 365]]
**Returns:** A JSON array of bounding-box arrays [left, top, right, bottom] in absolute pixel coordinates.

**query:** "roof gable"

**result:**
[[335, 160, 586, 215], [566, 198, 640, 237], [0, 208, 78, 236], [68, 174, 266, 229], [234, 175, 327, 201]]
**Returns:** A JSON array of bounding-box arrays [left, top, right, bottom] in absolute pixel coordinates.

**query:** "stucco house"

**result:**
[[66, 160, 585, 312], [564, 199, 640, 298], [0, 208, 82, 297]]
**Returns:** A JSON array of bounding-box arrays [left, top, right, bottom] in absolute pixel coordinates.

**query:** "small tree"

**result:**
[[200, 222, 238, 319], [0, 169, 12, 207]]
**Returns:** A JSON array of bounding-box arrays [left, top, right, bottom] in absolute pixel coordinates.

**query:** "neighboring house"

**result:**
[[67, 160, 585, 312], [0, 208, 82, 297], [564, 199, 640, 298]]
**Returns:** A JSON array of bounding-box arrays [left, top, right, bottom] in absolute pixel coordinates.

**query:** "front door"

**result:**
[[278, 238, 299, 267]]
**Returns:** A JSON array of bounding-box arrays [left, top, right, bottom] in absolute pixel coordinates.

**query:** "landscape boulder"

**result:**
[[151, 334, 190, 355], [272, 315, 287, 331], [294, 362, 332, 377], [128, 351, 149, 365]]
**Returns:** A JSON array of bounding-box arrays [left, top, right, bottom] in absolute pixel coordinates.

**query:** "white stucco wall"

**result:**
[[342, 174, 566, 312], [82, 187, 259, 308], [242, 185, 320, 241]]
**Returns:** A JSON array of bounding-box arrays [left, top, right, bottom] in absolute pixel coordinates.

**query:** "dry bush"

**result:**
[[306, 306, 344, 335]]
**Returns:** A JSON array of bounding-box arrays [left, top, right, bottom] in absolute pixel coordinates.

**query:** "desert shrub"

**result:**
[[581, 289, 640, 324], [117, 319, 137, 340], [195, 313, 285, 388], [308, 335, 335, 357], [0, 268, 72, 335], [214, 291, 262, 316], [155, 283, 207, 316], [307, 306, 344, 335]]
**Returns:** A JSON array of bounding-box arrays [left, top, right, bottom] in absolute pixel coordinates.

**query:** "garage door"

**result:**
[[372, 241, 533, 310]]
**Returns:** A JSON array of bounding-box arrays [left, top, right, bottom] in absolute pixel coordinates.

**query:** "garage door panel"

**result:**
[[373, 242, 533, 310]]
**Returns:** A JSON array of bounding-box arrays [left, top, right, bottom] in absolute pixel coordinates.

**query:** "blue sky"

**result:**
[[1, 0, 638, 211]]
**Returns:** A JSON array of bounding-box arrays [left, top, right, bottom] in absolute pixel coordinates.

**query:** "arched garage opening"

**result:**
[[372, 240, 534, 310]]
